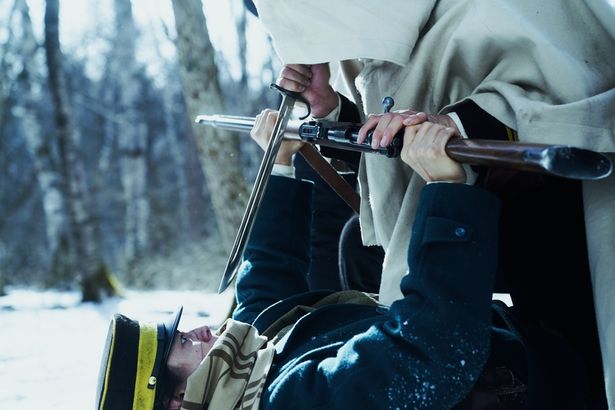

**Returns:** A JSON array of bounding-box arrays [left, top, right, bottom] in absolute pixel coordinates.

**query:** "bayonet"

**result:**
[[215, 85, 311, 294]]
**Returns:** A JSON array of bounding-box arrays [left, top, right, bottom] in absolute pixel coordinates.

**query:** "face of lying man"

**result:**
[[166, 325, 218, 382]]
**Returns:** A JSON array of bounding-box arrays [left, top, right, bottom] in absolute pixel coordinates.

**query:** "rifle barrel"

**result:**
[[195, 115, 254, 132], [196, 114, 302, 139]]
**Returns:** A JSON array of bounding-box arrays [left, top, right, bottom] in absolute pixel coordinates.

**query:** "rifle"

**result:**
[[197, 86, 613, 294], [196, 115, 403, 157], [196, 114, 613, 181]]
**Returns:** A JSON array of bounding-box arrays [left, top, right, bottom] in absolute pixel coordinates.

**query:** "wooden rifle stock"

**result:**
[[447, 139, 556, 171], [446, 139, 611, 180]]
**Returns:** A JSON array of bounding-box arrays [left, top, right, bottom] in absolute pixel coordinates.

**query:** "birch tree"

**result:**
[[149, 23, 195, 243], [111, 0, 150, 265], [234, 2, 249, 90], [0, 1, 18, 112], [44, 0, 116, 301], [171, 0, 249, 247], [12, 0, 73, 279]]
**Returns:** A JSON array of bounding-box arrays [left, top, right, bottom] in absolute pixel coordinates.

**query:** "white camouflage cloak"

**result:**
[[255, 0, 615, 404]]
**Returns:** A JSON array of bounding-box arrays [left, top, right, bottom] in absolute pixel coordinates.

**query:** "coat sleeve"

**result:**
[[233, 176, 314, 324], [264, 183, 501, 409]]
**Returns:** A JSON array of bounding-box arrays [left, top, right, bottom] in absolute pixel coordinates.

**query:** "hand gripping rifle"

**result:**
[[196, 86, 613, 293]]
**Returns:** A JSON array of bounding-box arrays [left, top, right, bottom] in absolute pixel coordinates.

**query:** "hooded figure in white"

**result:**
[[254, 0, 615, 405]]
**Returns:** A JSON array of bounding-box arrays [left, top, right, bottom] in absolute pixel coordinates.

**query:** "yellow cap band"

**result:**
[[132, 322, 158, 410]]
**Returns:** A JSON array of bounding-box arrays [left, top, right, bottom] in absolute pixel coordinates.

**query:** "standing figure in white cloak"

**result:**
[[253, 0, 615, 407]]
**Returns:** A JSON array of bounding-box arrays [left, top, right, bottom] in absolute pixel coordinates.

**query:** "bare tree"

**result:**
[[11, 0, 73, 281], [233, 2, 249, 90], [149, 22, 196, 243], [110, 0, 150, 266], [171, 0, 249, 247], [0, 1, 19, 122], [44, 0, 116, 302]]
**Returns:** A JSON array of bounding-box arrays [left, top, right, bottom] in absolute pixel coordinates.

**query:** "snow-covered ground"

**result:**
[[0, 287, 234, 410]]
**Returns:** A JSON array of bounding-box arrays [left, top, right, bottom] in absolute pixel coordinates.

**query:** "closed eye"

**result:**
[[180, 334, 188, 345]]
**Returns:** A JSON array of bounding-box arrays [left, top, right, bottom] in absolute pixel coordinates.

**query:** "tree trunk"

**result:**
[[13, 0, 72, 279], [0, 0, 19, 110], [150, 29, 197, 242], [171, 0, 249, 247], [234, 3, 249, 90], [112, 0, 149, 266], [44, 0, 117, 302], [164, 76, 199, 241]]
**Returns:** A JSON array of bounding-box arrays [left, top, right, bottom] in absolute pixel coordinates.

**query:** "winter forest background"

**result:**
[[0, 0, 280, 300], [1, 1, 280, 406]]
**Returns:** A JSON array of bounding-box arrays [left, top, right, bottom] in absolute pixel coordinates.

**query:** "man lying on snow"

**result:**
[[96, 113, 588, 409]]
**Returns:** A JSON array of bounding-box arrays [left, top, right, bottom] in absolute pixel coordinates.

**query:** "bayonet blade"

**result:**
[[217, 94, 297, 293]]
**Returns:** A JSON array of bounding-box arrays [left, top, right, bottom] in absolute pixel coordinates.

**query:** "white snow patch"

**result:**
[[0, 287, 234, 410]]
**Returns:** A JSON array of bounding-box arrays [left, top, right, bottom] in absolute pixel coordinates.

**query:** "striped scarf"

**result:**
[[181, 291, 379, 409], [180, 319, 274, 410]]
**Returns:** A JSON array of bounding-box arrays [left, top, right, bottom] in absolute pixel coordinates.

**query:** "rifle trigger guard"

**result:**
[[270, 83, 311, 120]]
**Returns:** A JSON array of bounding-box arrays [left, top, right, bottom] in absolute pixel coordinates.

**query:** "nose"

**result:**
[[187, 325, 212, 343]]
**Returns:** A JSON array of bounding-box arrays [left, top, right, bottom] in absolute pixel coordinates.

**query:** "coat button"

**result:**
[[454, 227, 466, 237]]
